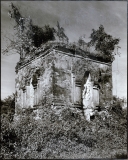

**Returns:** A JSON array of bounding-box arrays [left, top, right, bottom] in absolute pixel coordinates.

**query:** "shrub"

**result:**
[[115, 153, 127, 159], [1, 104, 127, 159]]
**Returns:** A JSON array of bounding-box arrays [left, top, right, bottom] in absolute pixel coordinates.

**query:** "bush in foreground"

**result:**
[[1, 103, 127, 159]]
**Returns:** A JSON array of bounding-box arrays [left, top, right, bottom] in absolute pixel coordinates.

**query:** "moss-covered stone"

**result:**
[[15, 46, 112, 114]]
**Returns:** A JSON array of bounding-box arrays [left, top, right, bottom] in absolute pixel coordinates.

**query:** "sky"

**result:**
[[1, 1, 127, 100]]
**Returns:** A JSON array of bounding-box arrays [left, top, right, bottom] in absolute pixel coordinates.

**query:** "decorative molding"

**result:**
[[15, 45, 112, 71]]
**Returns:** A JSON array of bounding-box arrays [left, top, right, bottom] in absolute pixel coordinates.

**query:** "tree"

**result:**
[[88, 25, 120, 61], [1, 94, 15, 117], [2, 3, 56, 57], [78, 35, 87, 49], [31, 24, 55, 48], [3, 93, 15, 107], [56, 21, 69, 43]]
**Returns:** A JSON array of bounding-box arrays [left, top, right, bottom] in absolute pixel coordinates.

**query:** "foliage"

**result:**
[[31, 25, 55, 48], [0, 99, 5, 106], [1, 94, 15, 120], [115, 152, 127, 159], [3, 4, 121, 63], [3, 3, 56, 56], [2, 3, 70, 58], [77, 35, 88, 50], [2, 93, 15, 107], [88, 25, 120, 61], [56, 21, 69, 43], [1, 102, 127, 159], [1, 115, 20, 159]]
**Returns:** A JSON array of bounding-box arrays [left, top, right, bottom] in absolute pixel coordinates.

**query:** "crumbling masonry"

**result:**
[[15, 43, 112, 119]]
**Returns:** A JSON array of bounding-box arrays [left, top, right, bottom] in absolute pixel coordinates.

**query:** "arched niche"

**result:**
[[74, 80, 82, 105], [92, 83, 100, 107], [71, 72, 82, 106], [32, 69, 41, 106], [22, 86, 26, 108]]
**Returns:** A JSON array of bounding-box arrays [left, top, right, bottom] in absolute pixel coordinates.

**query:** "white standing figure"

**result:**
[[82, 74, 94, 121]]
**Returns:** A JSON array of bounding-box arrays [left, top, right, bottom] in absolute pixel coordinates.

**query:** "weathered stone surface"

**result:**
[[93, 87, 99, 106], [15, 46, 112, 115]]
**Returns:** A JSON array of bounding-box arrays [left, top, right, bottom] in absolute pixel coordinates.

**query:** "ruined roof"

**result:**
[[15, 42, 112, 71]]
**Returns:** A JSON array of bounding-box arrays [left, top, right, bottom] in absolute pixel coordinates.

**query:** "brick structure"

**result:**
[[15, 42, 112, 117]]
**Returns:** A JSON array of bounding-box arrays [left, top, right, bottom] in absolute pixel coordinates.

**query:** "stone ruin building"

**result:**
[[15, 42, 112, 121]]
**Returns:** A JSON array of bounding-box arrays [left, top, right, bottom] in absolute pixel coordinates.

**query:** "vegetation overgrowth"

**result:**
[[1, 3, 126, 159], [2, 3, 120, 62], [1, 95, 127, 159]]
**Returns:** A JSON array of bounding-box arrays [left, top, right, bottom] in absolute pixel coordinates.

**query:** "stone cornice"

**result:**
[[54, 49, 112, 66], [15, 43, 112, 72]]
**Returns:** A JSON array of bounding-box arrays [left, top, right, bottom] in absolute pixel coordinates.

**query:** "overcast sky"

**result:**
[[1, 1, 127, 100]]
